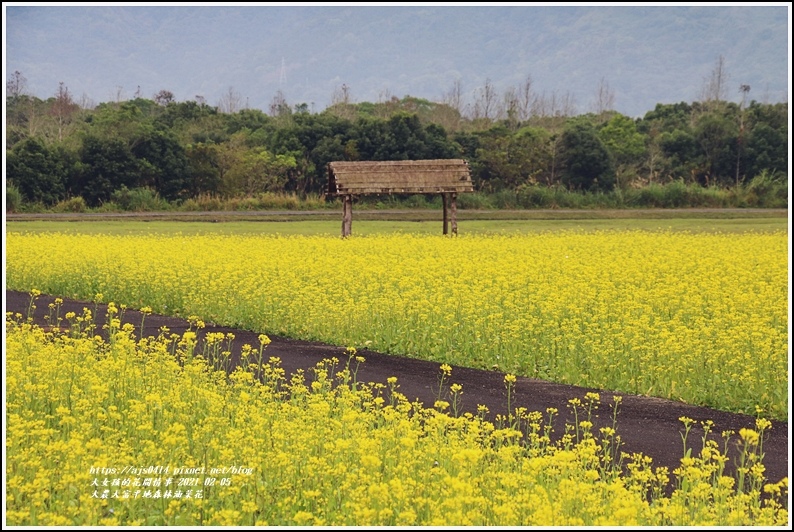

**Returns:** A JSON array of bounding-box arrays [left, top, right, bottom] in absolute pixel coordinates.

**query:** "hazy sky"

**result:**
[[3, 3, 791, 117]]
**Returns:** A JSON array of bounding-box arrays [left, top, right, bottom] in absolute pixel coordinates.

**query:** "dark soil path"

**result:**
[[5, 290, 789, 492]]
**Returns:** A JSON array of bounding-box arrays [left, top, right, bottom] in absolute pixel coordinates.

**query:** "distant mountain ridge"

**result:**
[[5, 5, 790, 118]]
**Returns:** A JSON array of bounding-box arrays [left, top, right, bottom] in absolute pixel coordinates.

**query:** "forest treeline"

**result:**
[[5, 74, 788, 212]]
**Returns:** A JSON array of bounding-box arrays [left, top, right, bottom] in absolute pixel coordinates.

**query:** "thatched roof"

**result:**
[[327, 159, 474, 195]]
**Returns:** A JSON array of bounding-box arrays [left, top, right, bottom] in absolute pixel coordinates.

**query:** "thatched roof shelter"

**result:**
[[327, 159, 474, 196], [327, 159, 474, 237]]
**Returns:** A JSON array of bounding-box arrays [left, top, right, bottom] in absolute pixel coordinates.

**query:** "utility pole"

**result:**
[[279, 58, 287, 85]]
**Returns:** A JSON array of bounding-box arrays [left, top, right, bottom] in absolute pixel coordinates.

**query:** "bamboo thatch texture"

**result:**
[[327, 159, 474, 195]]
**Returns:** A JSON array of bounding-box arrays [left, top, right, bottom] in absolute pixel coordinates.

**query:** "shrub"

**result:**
[[516, 184, 551, 208], [745, 170, 788, 208], [491, 189, 519, 209], [184, 193, 225, 211], [6, 182, 23, 213], [110, 187, 171, 212], [456, 192, 495, 210], [51, 196, 87, 213]]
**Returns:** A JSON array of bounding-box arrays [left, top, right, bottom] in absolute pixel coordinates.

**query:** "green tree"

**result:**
[[184, 143, 222, 196], [76, 136, 140, 206], [558, 122, 614, 191], [474, 125, 549, 192], [6, 138, 70, 205], [225, 148, 297, 195], [745, 101, 787, 131], [215, 132, 249, 196], [659, 129, 699, 182], [452, 132, 481, 161], [693, 112, 737, 186], [639, 102, 694, 134], [382, 113, 429, 160], [515, 127, 556, 186], [424, 123, 459, 159], [88, 101, 150, 146], [598, 113, 646, 188], [350, 117, 387, 160], [132, 129, 190, 200], [154, 99, 218, 130], [307, 136, 346, 192], [353, 113, 457, 161], [744, 123, 787, 178], [226, 108, 272, 136], [264, 112, 356, 194]]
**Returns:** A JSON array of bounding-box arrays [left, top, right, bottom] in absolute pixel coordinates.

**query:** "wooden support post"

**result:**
[[451, 192, 458, 235], [342, 195, 353, 237], [442, 193, 449, 235]]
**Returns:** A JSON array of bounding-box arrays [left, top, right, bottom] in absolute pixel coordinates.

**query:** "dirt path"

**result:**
[[5, 207, 788, 222], [5, 290, 789, 490]]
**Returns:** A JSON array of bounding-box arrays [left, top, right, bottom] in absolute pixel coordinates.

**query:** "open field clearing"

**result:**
[[5, 209, 789, 235], [5, 228, 788, 419]]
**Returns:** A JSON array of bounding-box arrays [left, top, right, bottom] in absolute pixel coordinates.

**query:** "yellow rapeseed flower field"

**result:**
[[5, 317, 788, 525], [5, 230, 788, 418]]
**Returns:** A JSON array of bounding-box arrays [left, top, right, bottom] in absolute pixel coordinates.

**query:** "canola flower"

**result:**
[[5, 230, 788, 418], [5, 313, 788, 526]]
